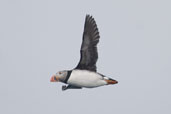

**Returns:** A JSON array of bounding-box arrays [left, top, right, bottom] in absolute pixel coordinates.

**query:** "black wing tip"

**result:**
[[86, 14, 92, 17], [85, 14, 100, 39], [85, 14, 94, 21], [84, 14, 98, 29]]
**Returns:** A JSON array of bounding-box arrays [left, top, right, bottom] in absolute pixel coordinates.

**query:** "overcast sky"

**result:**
[[0, 0, 171, 114]]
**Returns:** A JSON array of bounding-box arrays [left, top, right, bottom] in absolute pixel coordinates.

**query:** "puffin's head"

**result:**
[[50, 70, 68, 82]]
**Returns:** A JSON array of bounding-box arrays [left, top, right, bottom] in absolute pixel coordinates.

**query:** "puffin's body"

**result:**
[[67, 70, 107, 88], [50, 15, 118, 91]]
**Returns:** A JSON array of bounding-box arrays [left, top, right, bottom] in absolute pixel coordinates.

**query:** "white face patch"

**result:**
[[56, 71, 65, 76], [55, 71, 68, 82]]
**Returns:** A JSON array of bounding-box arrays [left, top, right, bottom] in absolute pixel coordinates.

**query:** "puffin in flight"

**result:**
[[50, 15, 118, 91]]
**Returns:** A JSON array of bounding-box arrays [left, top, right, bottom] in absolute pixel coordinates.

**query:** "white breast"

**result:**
[[67, 70, 107, 88]]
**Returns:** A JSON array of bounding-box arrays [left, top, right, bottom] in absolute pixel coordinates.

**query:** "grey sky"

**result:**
[[0, 0, 171, 114]]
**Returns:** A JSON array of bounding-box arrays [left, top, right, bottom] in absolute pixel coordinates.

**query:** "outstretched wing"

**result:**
[[75, 15, 100, 72]]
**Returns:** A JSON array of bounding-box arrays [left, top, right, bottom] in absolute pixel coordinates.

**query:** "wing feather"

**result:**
[[75, 15, 100, 72]]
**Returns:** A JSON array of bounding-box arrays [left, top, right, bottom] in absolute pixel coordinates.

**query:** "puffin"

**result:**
[[50, 15, 118, 91]]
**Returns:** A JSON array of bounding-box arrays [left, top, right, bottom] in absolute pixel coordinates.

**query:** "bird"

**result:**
[[50, 15, 118, 91]]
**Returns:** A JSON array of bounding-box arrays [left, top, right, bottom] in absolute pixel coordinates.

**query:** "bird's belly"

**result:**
[[67, 70, 107, 88]]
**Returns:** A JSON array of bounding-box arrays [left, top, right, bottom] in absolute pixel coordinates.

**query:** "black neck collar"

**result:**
[[64, 70, 72, 83]]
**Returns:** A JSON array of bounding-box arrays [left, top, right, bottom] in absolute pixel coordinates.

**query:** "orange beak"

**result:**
[[50, 75, 59, 82]]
